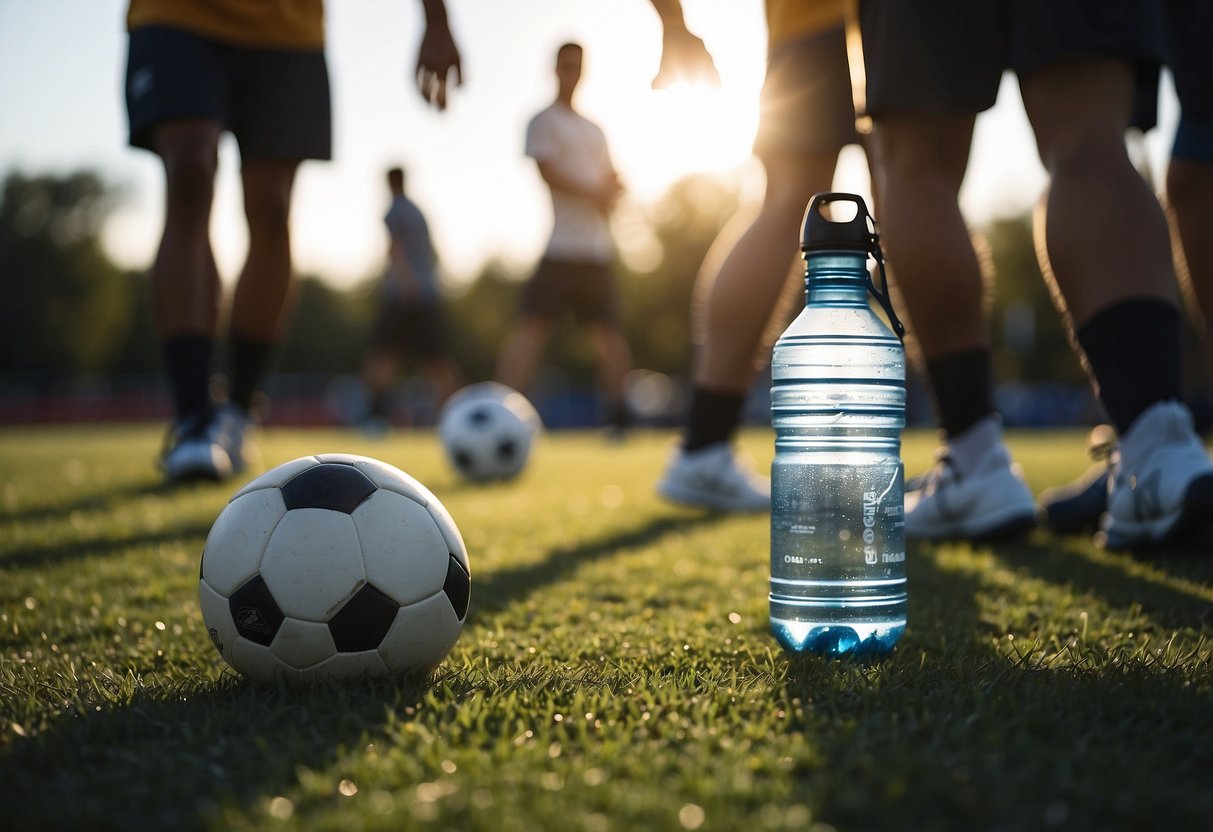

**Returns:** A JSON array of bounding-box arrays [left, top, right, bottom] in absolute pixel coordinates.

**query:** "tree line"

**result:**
[[0, 168, 1085, 392]]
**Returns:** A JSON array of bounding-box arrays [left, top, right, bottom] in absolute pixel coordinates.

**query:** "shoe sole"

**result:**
[[656, 481, 769, 513], [1103, 473, 1213, 551], [907, 507, 1037, 542]]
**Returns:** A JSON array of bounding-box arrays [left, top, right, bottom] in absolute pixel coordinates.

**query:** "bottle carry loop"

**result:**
[[801, 192, 906, 340]]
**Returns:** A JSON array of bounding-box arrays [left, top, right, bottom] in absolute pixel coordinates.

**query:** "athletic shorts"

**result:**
[[369, 299, 450, 361], [753, 26, 860, 157], [1133, 0, 1213, 161], [518, 258, 621, 326], [858, 0, 1166, 117], [126, 26, 332, 160]]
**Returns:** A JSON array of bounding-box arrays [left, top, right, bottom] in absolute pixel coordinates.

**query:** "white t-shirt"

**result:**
[[525, 103, 615, 264]]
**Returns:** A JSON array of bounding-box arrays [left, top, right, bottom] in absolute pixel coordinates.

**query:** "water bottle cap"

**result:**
[[800, 192, 875, 254]]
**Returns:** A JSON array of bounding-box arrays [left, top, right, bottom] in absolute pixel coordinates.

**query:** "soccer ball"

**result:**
[[198, 454, 470, 683], [438, 382, 542, 482]]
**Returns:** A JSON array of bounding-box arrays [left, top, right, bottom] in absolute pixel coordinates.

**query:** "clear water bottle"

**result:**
[[769, 193, 907, 656]]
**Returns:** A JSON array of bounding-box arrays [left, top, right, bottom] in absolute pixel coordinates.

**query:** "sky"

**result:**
[[0, 0, 1181, 288]]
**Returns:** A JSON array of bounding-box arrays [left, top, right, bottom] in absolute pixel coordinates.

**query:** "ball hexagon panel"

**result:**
[[272, 617, 337, 669], [299, 649, 389, 683], [328, 584, 400, 652], [199, 578, 238, 666], [422, 494, 470, 576], [378, 592, 464, 674], [232, 637, 301, 684], [228, 574, 285, 646], [353, 490, 449, 606], [230, 455, 319, 501], [201, 488, 287, 595], [260, 509, 366, 621], [280, 462, 377, 514]]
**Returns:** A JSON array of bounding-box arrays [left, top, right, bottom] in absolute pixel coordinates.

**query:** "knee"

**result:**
[[243, 186, 292, 236], [162, 143, 217, 216]]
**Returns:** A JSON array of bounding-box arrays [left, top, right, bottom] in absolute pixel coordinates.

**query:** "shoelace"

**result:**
[[906, 450, 957, 494]]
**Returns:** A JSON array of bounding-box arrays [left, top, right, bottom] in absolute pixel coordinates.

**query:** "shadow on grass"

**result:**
[[0, 672, 456, 832], [0, 476, 203, 526], [780, 538, 1213, 830], [0, 522, 214, 573], [470, 510, 728, 614], [0, 509, 729, 830]]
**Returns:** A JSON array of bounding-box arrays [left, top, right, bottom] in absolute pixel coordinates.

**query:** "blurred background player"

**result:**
[[655, 0, 862, 511], [125, 0, 462, 482], [1039, 0, 1213, 534], [495, 42, 634, 437], [360, 166, 460, 432], [857, 0, 1213, 549]]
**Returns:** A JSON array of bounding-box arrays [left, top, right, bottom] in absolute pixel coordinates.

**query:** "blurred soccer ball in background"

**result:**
[[438, 382, 542, 482]]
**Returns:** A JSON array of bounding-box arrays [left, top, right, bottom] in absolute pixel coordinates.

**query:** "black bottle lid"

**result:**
[[801, 192, 875, 253]]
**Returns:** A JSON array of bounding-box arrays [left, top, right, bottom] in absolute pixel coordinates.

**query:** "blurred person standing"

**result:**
[[360, 166, 460, 431], [655, 0, 864, 511], [495, 42, 634, 436], [125, 0, 462, 482]]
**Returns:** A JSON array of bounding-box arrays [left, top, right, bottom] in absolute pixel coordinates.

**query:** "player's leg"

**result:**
[[496, 318, 553, 395], [588, 322, 633, 436], [496, 258, 561, 394], [858, 0, 1036, 539], [126, 26, 232, 480], [659, 25, 856, 512], [1163, 0, 1213, 434], [217, 44, 331, 471], [1021, 53, 1213, 548]]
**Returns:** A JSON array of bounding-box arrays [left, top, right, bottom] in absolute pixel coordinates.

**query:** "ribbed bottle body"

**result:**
[[769, 253, 906, 656]]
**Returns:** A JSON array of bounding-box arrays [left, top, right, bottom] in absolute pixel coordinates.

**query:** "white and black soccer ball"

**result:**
[[198, 454, 470, 683], [438, 382, 542, 482]]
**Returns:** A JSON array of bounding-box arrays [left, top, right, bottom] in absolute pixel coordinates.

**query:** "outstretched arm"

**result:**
[[648, 0, 720, 89], [416, 0, 463, 110]]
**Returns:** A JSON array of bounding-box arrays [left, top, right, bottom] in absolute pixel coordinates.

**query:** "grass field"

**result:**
[[1, 425, 1211, 831]]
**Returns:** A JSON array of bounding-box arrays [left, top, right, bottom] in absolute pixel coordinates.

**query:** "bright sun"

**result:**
[[597, 81, 760, 201]]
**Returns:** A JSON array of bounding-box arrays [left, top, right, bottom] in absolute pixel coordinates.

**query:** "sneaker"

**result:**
[[210, 403, 253, 474], [159, 415, 232, 482], [1037, 424, 1116, 535], [1101, 401, 1213, 550], [904, 446, 1036, 540], [656, 443, 770, 512]]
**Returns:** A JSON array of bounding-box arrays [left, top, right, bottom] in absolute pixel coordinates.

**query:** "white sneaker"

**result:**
[[1102, 401, 1213, 550], [160, 416, 232, 482], [210, 404, 254, 474], [905, 445, 1036, 540], [656, 443, 771, 512]]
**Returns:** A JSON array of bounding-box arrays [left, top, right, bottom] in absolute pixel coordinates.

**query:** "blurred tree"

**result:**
[[0, 171, 132, 377]]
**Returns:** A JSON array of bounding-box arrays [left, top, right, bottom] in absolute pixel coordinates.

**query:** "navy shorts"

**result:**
[[369, 299, 450, 361], [753, 26, 860, 158], [518, 258, 622, 326], [1133, 0, 1213, 161], [858, 0, 1166, 117], [126, 26, 332, 160]]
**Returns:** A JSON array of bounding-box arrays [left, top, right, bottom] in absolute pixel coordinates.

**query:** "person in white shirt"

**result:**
[[495, 42, 633, 434]]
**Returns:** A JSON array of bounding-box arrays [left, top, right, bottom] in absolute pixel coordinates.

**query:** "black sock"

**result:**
[[227, 333, 274, 412], [1076, 298, 1182, 435], [925, 348, 996, 438], [162, 334, 213, 424], [606, 400, 630, 430], [683, 387, 745, 452]]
